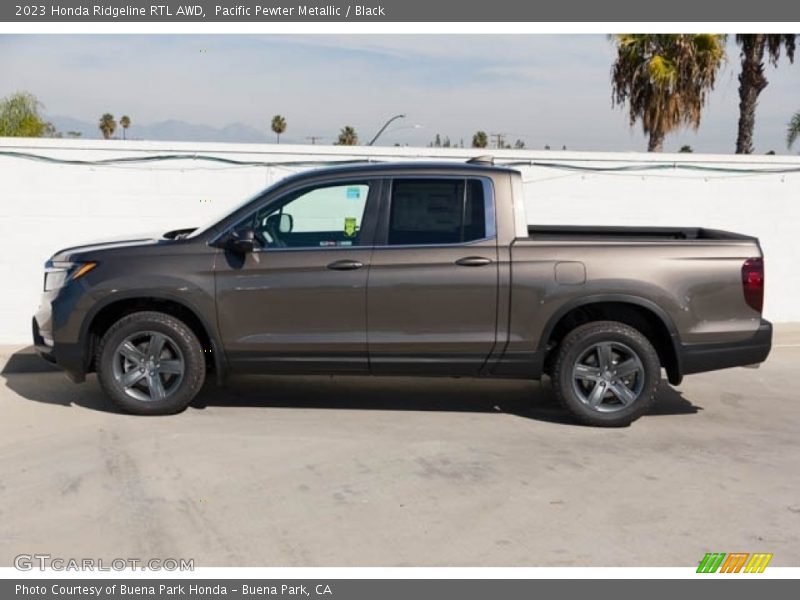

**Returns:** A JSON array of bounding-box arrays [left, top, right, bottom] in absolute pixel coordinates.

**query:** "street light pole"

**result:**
[[367, 114, 406, 146]]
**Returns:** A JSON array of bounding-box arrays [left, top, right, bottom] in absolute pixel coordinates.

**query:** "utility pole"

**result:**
[[368, 114, 406, 146], [490, 133, 506, 149], [306, 136, 323, 145]]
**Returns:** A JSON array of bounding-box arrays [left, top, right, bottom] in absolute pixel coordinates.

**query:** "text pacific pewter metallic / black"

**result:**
[[215, 5, 386, 17]]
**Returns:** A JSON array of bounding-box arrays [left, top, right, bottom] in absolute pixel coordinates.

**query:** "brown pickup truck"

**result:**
[[34, 158, 771, 425]]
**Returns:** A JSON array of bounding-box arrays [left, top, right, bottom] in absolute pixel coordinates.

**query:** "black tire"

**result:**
[[551, 321, 660, 427], [96, 311, 205, 415]]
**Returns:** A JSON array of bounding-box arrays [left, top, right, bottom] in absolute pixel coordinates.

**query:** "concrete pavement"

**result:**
[[0, 332, 798, 567]]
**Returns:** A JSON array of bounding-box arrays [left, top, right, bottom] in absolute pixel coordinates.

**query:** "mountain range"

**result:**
[[47, 115, 274, 144]]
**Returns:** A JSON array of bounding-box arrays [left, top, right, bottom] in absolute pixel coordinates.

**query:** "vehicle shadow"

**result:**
[[1, 346, 60, 374], [2, 347, 701, 424], [191, 375, 700, 424]]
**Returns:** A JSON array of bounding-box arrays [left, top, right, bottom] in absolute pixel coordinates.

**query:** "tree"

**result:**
[[679, 144, 694, 153], [471, 130, 488, 148], [788, 110, 800, 150], [0, 91, 49, 137], [271, 114, 287, 144], [42, 122, 60, 138], [429, 134, 452, 148], [336, 125, 358, 146], [611, 34, 726, 152], [119, 115, 131, 140], [98, 113, 116, 139], [735, 35, 796, 154], [514, 139, 526, 149]]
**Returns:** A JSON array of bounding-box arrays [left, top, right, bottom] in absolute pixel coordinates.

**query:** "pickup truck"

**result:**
[[33, 159, 772, 426]]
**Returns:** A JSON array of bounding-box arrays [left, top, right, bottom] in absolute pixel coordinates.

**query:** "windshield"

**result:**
[[186, 187, 269, 239]]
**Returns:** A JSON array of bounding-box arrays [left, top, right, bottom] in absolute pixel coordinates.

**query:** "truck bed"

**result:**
[[526, 225, 754, 241]]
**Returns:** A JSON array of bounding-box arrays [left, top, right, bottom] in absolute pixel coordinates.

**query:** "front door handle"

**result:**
[[455, 256, 492, 267], [327, 259, 364, 271]]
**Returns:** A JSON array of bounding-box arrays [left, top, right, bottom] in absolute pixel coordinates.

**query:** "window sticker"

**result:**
[[346, 187, 361, 199], [344, 217, 357, 237]]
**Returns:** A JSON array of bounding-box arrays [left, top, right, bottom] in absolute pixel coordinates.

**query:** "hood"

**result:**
[[50, 230, 170, 262]]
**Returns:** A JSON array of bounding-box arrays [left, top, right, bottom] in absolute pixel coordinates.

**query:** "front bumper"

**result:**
[[679, 319, 772, 375], [32, 290, 88, 383], [32, 316, 56, 364]]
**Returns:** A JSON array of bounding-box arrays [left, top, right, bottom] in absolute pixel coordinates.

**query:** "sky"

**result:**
[[0, 34, 798, 153]]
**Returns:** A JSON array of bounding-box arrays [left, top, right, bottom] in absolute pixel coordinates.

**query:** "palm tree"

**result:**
[[271, 114, 286, 144], [788, 111, 800, 150], [611, 34, 726, 152], [336, 126, 358, 146], [98, 113, 116, 139], [735, 35, 796, 154], [119, 115, 131, 140], [471, 131, 488, 148]]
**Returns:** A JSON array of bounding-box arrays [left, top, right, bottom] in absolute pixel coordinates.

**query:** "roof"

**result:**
[[291, 159, 518, 181]]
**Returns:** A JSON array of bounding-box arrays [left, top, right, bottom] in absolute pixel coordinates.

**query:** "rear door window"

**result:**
[[388, 179, 489, 245]]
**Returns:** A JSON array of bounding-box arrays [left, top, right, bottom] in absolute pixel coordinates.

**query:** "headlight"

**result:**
[[44, 261, 97, 291]]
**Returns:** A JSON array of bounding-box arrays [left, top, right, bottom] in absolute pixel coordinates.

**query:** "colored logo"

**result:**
[[697, 552, 773, 573]]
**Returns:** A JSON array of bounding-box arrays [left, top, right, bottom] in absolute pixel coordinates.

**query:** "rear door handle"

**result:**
[[455, 256, 492, 267], [327, 259, 364, 271]]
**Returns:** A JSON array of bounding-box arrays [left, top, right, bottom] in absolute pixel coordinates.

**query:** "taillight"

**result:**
[[742, 258, 764, 313]]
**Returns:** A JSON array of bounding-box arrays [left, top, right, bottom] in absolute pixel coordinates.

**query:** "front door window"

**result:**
[[252, 182, 371, 249]]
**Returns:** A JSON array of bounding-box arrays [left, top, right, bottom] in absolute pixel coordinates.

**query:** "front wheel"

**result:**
[[551, 321, 660, 427], [97, 311, 206, 415]]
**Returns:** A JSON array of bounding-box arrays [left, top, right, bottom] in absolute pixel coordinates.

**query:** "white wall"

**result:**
[[1, 137, 798, 344]]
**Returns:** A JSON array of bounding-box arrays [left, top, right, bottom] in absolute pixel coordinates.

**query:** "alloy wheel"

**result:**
[[570, 341, 645, 412], [111, 331, 185, 402]]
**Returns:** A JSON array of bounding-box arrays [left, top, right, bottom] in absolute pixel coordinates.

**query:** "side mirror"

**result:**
[[266, 213, 293, 234], [278, 213, 293, 233], [225, 228, 255, 254]]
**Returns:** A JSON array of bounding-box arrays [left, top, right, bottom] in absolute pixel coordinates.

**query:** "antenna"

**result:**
[[466, 155, 495, 166]]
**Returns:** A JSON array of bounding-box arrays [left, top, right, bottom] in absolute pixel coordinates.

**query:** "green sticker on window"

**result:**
[[344, 217, 357, 237]]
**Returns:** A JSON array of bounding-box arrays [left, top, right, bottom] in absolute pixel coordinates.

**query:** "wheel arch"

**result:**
[[540, 294, 683, 385], [81, 293, 226, 382]]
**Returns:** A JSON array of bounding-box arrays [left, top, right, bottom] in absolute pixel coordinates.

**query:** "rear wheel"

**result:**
[[97, 311, 205, 415], [551, 321, 660, 426]]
